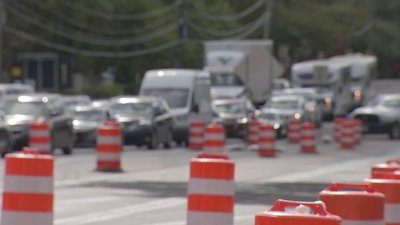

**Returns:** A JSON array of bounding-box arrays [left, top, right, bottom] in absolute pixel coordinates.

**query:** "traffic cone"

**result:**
[[258, 123, 276, 157], [1, 150, 54, 225], [188, 120, 205, 150], [29, 120, 51, 154], [340, 120, 355, 149], [96, 124, 123, 172], [247, 119, 259, 146], [300, 122, 317, 153], [255, 199, 341, 225], [187, 152, 234, 225], [203, 124, 225, 153], [319, 183, 384, 225], [288, 118, 301, 143]]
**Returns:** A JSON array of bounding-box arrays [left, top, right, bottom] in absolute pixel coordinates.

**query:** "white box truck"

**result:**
[[204, 40, 284, 107]]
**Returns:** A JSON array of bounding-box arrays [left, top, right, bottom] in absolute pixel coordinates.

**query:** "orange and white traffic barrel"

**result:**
[[288, 118, 301, 143], [371, 170, 400, 179], [371, 159, 400, 176], [247, 119, 260, 146], [188, 120, 205, 150], [29, 120, 51, 154], [203, 124, 225, 153], [255, 199, 341, 225], [353, 118, 363, 145], [319, 183, 385, 225], [300, 122, 316, 153], [258, 123, 276, 157], [340, 120, 355, 149], [96, 124, 123, 172], [365, 174, 400, 225], [187, 152, 234, 225], [333, 117, 345, 143], [1, 151, 53, 225]]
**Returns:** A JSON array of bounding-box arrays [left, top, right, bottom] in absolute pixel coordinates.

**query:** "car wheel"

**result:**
[[62, 131, 74, 155], [0, 134, 12, 158], [164, 129, 173, 149], [147, 131, 158, 150], [389, 122, 400, 140]]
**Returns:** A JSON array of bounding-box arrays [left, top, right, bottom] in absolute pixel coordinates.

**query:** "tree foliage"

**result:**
[[3, 0, 400, 94]]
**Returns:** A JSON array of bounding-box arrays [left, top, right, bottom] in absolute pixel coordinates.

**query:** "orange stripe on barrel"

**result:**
[[190, 159, 234, 179], [98, 128, 121, 136], [30, 123, 49, 130], [188, 194, 233, 212], [366, 179, 400, 203], [96, 144, 122, 152], [29, 137, 50, 143], [5, 155, 53, 176], [2, 192, 53, 212], [319, 193, 384, 220], [204, 140, 224, 147]]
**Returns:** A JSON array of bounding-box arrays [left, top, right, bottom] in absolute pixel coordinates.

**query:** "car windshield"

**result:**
[[367, 97, 400, 108], [2, 101, 47, 117], [265, 99, 300, 110], [142, 88, 188, 109], [213, 102, 246, 114], [259, 113, 279, 120], [110, 102, 153, 117], [73, 110, 105, 122], [210, 72, 244, 86]]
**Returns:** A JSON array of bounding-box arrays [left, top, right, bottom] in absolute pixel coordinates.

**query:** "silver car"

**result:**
[[72, 105, 110, 146], [350, 94, 400, 139], [1, 93, 74, 154], [262, 95, 308, 122], [273, 88, 323, 126]]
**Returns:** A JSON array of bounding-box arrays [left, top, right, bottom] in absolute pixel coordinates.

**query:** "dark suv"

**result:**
[[1, 93, 74, 154], [109, 96, 174, 149]]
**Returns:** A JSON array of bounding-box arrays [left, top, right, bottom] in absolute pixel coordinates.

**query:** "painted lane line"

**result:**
[[54, 198, 185, 225]]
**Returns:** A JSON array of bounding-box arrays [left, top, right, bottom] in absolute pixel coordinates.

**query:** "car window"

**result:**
[[2, 102, 48, 117], [382, 99, 400, 108], [142, 88, 189, 109], [213, 102, 246, 114]]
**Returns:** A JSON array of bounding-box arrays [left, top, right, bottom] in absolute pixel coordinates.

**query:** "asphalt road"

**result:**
[[1, 122, 400, 225]]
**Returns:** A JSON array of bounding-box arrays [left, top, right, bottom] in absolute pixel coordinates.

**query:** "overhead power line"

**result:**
[[57, 0, 183, 20], [5, 26, 180, 58], [191, 0, 265, 22], [7, 5, 177, 46], [6, 0, 175, 39]]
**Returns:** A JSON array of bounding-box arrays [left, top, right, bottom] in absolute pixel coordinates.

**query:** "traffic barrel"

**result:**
[[371, 170, 400, 179], [1, 150, 53, 225], [29, 120, 51, 154], [371, 159, 400, 176], [258, 123, 276, 157], [333, 117, 345, 143], [255, 199, 341, 225], [247, 119, 260, 145], [340, 120, 355, 149], [319, 183, 385, 225], [203, 124, 225, 153], [96, 124, 123, 172], [188, 120, 205, 150], [187, 152, 234, 225], [353, 118, 363, 145], [288, 117, 301, 143], [300, 122, 317, 153], [365, 174, 400, 225]]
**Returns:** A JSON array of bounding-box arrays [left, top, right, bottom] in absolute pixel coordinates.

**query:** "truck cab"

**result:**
[[139, 69, 213, 145]]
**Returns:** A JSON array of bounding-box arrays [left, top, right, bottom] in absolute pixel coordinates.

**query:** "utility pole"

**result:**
[[263, 0, 273, 39], [0, 0, 5, 82], [176, 0, 188, 68]]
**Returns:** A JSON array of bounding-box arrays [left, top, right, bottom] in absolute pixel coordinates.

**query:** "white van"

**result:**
[[139, 69, 213, 145]]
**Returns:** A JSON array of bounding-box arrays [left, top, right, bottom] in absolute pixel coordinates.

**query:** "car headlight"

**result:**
[[324, 97, 333, 106], [307, 106, 316, 112], [353, 90, 362, 100], [273, 123, 280, 129], [294, 113, 301, 120], [237, 117, 248, 124]]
